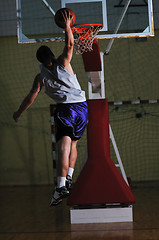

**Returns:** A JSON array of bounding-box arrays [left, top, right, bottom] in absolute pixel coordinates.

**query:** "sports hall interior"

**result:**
[[0, 0, 159, 239]]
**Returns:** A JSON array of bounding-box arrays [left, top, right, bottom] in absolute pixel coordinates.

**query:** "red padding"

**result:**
[[82, 39, 102, 72], [67, 99, 136, 206]]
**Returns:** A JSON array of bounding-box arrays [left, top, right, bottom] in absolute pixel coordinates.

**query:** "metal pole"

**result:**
[[41, 0, 55, 15], [105, 0, 132, 55]]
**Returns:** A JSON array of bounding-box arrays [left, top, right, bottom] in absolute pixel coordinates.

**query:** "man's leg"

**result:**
[[57, 136, 72, 177], [50, 136, 72, 206], [69, 140, 78, 169], [66, 140, 78, 190]]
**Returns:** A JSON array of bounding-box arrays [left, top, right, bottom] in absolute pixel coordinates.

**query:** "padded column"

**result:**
[[67, 99, 135, 206]]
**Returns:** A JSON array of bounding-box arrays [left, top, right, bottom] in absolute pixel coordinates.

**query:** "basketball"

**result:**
[[54, 8, 76, 29]]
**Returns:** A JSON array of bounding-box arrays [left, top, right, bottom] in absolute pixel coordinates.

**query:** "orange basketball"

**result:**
[[54, 8, 76, 29]]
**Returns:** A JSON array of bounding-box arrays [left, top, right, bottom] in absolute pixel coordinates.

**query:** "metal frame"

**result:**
[[16, 0, 154, 44]]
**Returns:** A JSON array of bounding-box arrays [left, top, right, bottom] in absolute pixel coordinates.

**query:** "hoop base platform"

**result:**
[[70, 205, 133, 224]]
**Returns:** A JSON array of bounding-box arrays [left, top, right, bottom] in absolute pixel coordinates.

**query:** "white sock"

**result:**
[[67, 168, 74, 178], [57, 176, 66, 188]]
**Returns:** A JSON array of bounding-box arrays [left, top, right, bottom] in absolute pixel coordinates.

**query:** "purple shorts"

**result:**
[[54, 101, 89, 142]]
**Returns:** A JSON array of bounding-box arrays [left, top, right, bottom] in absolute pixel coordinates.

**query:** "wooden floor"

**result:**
[[0, 186, 159, 240]]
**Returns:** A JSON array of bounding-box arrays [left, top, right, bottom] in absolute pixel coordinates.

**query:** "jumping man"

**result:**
[[13, 10, 88, 206]]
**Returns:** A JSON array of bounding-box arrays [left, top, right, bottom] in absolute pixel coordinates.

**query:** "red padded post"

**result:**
[[82, 39, 102, 72], [67, 99, 135, 206]]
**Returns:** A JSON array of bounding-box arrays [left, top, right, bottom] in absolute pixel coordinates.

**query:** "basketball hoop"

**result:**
[[71, 24, 103, 54]]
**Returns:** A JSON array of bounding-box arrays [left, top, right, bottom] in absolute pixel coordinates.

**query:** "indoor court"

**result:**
[[0, 0, 159, 239], [0, 186, 159, 239]]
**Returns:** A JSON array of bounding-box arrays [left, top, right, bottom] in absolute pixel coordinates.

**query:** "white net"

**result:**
[[71, 24, 103, 54]]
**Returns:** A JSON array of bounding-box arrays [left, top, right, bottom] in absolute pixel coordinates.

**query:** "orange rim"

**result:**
[[71, 23, 103, 34]]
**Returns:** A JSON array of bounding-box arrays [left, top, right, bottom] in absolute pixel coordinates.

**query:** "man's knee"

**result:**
[[58, 136, 72, 154]]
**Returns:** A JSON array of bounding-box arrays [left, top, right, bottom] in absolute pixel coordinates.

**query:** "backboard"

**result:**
[[16, 0, 154, 43]]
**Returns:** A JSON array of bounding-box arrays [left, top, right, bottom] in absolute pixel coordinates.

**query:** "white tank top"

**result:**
[[40, 61, 86, 104]]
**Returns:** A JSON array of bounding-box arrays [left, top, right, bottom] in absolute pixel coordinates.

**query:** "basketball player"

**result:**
[[13, 10, 88, 206]]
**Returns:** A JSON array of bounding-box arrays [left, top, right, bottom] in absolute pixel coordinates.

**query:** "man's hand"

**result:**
[[13, 111, 20, 123], [62, 10, 72, 29]]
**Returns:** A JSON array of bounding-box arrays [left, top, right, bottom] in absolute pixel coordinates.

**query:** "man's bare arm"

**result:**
[[58, 10, 74, 74], [13, 74, 43, 122]]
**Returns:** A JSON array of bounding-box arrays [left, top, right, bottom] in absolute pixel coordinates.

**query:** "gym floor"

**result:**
[[0, 186, 159, 240]]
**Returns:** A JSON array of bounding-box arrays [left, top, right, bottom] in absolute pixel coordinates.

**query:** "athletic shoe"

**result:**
[[50, 186, 69, 206], [66, 175, 72, 191]]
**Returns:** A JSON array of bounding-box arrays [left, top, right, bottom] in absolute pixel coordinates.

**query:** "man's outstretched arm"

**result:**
[[58, 10, 74, 73], [13, 74, 43, 122]]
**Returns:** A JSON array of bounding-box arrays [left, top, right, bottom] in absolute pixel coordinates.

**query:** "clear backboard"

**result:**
[[16, 0, 154, 43]]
